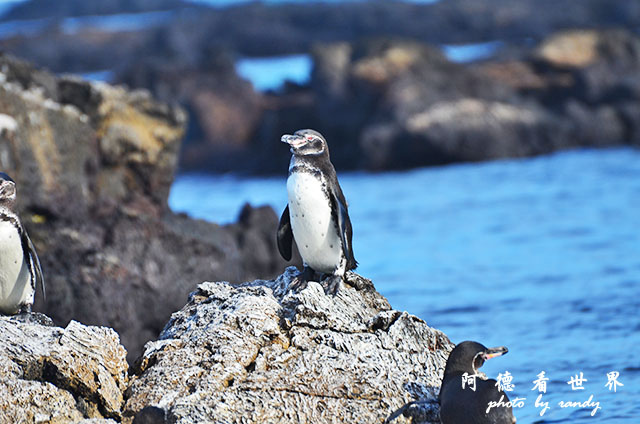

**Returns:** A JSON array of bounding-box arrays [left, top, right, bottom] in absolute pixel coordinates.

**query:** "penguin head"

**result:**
[[444, 341, 508, 377], [0, 172, 16, 206], [281, 129, 329, 157]]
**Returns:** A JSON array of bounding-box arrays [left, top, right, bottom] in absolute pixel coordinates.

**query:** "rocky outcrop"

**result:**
[[123, 268, 453, 424], [0, 316, 127, 423], [0, 54, 294, 363], [0, 270, 452, 423]]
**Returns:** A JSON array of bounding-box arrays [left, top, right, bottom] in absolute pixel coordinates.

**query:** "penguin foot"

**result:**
[[288, 276, 309, 292], [18, 303, 32, 314], [300, 266, 316, 281], [321, 274, 343, 296], [288, 266, 317, 293]]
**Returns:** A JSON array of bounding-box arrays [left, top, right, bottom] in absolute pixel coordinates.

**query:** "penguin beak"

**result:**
[[483, 346, 508, 360], [281, 134, 306, 148]]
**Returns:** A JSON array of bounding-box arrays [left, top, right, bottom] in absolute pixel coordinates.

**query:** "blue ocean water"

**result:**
[[170, 147, 640, 422], [235, 54, 313, 92], [442, 40, 503, 63], [76, 70, 115, 83]]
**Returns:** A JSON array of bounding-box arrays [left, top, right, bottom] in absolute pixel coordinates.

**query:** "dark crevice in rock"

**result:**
[[254, 386, 368, 401], [12, 357, 46, 382], [132, 406, 171, 424], [291, 321, 368, 336], [41, 359, 120, 421], [245, 360, 256, 374], [369, 311, 404, 332]]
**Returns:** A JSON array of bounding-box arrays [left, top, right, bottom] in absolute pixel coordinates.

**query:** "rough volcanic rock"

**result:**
[[0, 54, 294, 363], [0, 316, 127, 423], [123, 268, 453, 424]]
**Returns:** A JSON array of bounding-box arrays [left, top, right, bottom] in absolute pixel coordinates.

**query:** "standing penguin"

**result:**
[[439, 341, 516, 424], [0, 172, 45, 315], [277, 129, 356, 294]]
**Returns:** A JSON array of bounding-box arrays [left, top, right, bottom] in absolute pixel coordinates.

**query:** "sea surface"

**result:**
[[170, 147, 640, 422]]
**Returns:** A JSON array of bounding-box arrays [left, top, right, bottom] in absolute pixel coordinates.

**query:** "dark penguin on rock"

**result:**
[[439, 341, 516, 424], [0, 172, 45, 315], [277, 129, 357, 295]]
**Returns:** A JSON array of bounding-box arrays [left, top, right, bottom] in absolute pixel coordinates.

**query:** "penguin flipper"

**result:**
[[21, 228, 45, 300], [277, 205, 293, 261], [331, 189, 357, 270]]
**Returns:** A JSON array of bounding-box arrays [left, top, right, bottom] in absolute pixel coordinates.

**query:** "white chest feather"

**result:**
[[287, 171, 343, 273], [0, 219, 33, 314]]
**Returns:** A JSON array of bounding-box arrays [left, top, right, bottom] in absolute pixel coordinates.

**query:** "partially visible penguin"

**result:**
[[277, 129, 357, 294], [0, 172, 45, 315], [439, 341, 516, 424]]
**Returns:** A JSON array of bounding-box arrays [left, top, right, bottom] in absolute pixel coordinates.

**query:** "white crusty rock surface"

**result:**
[[124, 267, 453, 423], [0, 316, 128, 423]]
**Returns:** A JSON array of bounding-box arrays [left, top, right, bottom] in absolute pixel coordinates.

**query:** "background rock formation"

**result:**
[[1, 0, 638, 174], [3, 0, 640, 71], [252, 30, 640, 173], [0, 54, 295, 362], [124, 268, 453, 424]]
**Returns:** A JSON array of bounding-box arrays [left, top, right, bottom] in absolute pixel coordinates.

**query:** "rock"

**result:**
[[123, 267, 453, 424], [1, 269, 454, 422], [118, 49, 266, 173], [4, 0, 640, 174], [0, 54, 295, 363], [226, 204, 303, 277], [258, 39, 550, 171], [4, 1, 640, 174], [536, 30, 602, 68], [258, 30, 640, 172], [0, 316, 128, 423]]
